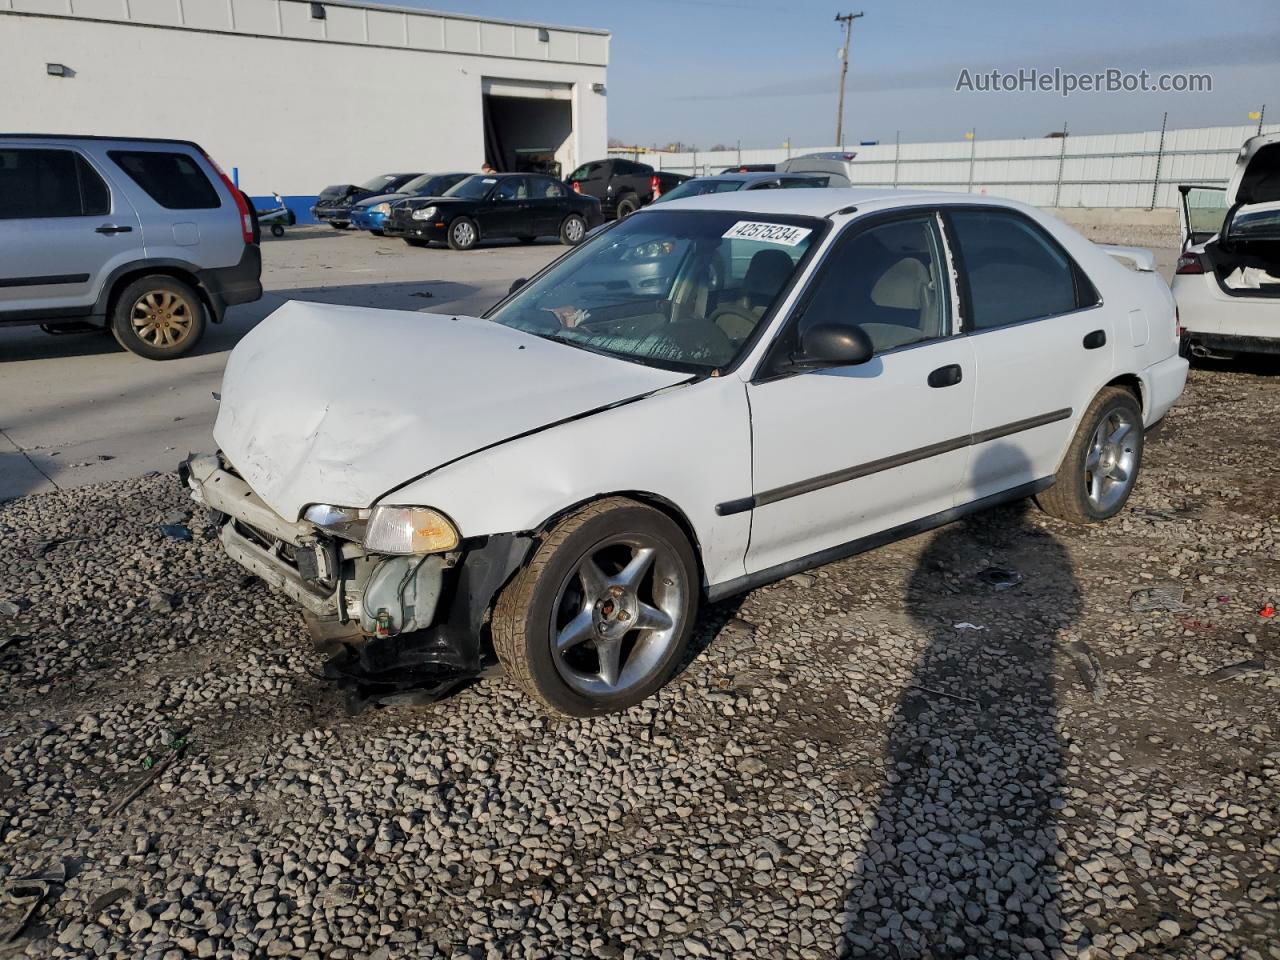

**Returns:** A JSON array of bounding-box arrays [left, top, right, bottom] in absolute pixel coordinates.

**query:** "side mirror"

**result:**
[[508, 277, 528, 296], [792, 323, 874, 369]]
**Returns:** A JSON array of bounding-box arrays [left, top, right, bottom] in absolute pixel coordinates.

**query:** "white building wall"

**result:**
[[0, 0, 609, 196]]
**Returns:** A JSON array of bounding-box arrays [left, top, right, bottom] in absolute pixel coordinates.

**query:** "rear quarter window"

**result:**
[[108, 150, 220, 209]]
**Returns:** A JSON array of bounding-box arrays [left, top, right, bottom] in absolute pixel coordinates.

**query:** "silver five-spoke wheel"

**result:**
[[1084, 406, 1138, 512], [552, 536, 685, 698]]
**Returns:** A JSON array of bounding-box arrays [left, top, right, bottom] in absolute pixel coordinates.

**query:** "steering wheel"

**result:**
[[707, 305, 758, 344]]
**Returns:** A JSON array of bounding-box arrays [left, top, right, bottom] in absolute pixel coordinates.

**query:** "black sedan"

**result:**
[[384, 173, 604, 250]]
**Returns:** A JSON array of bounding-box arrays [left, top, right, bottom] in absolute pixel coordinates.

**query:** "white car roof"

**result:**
[[647, 186, 1027, 218]]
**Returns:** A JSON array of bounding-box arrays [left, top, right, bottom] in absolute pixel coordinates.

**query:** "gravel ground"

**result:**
[[1, 362, 1278, 960]]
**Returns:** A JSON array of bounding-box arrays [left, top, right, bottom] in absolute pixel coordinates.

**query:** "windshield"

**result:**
[[657, 179, 746, 203], [399, 174, 439, 195], [359, 174, 399, 191], [486, 209, 823, 371], [1228, 201, 1280, 241], [444, 175, 497, 200]]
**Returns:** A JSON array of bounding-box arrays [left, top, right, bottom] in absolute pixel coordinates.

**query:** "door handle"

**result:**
[[1083, 329, 1106, 349], [927, 364, 963, 388], [95, 224, 133, 234]]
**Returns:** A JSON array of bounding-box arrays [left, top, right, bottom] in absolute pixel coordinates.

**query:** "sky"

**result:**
[[378, 0, 1280, 149]]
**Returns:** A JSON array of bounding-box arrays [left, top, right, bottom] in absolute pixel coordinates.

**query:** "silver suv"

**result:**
[[0, 135, 262, 359]]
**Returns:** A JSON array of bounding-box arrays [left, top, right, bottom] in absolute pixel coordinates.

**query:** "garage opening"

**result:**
[[482, 78, 573, 177]]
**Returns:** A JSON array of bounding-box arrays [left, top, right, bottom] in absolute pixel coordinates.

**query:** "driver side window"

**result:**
[[798, 215, 953, 354]]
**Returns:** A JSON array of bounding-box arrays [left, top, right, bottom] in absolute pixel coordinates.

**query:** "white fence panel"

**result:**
[[619, 120, 1277, 208]]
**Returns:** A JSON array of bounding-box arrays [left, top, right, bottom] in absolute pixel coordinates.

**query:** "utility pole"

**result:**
[[834, 11, 863, 148]]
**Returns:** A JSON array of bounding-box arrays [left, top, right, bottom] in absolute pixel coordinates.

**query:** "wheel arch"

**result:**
[[531, 490, 709, 594], [99, 261, 216, 326], [1104, 372, 1146, 420]]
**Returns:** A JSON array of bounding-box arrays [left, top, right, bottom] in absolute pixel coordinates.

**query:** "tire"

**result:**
[[559, 214, 587, 246], [329, 222, 349, 230], [110, 275, 206, 360], [1036, 386, 1144, 524], [447, 217, 479, 251], [404, 238, 430, 247], [615, 196, 639, 219], [370, 229, 384, 237], [270, 224, 285, 237], [492, 497, 699, 717]]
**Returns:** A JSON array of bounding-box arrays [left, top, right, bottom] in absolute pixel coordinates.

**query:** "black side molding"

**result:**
[[0, 273, 90, 289], [707, 476, 1055, 602], [714, 408, 1071, 516]]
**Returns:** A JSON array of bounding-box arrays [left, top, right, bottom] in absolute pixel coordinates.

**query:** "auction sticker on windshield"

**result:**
[[721, 221, 812, 246]]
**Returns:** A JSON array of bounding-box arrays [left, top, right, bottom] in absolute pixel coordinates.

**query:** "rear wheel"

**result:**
[[447, 217, 479, 251], [615, 196, 639, 219], [110, 275, 206, 360], [492, 498, 698, 716], [1036, 386, 1144, 523], [559, 214, 587, 246]]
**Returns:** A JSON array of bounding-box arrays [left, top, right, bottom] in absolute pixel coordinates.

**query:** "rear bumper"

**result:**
[[1143, 353, 1190, 425], [197, 244, 262, 320], [1182, 331, 1280, 357]]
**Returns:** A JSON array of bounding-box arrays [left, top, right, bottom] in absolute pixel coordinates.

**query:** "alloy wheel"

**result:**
[[550, 535, 686, 699], [130, 290, 194, 348], [1084, 407, 1139, 512]]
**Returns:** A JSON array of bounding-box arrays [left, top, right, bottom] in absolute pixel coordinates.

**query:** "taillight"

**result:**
[[651, 174, 661, 199], [1175, 253, 1204, 275], [201, 149, 254, 245]]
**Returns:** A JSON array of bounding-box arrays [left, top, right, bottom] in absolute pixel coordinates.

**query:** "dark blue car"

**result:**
[[349, 172, 472, 234]]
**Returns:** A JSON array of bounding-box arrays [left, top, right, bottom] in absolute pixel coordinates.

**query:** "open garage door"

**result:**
[[482, 78, 574, 177]]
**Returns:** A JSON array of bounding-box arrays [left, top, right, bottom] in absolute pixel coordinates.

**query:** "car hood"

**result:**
[[214, 301, 690, 521], [353, 191, 407, 209]]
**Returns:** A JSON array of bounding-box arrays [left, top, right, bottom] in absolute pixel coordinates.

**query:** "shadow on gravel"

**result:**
[[841, 445, 1078, 959]]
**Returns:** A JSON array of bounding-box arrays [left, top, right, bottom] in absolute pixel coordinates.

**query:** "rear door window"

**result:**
[[108, 150, 220, 209], [0, 148, 111, 219], [948, 210, 1086, 330]]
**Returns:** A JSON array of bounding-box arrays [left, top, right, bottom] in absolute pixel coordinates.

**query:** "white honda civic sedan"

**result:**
[[186, 188, 1188, 716]]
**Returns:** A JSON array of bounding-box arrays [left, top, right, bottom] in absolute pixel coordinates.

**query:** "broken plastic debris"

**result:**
[[1129, 584, 1189, 613], [1206, 658, 1267, 682], [1260, 604, 1276, 619], [953, 622, 987, 631], [976, 567, 1023, 590], [157, 524, 192, 542]]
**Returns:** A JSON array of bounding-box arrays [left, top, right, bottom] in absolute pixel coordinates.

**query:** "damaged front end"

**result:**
[[180, 453, 532, 709]]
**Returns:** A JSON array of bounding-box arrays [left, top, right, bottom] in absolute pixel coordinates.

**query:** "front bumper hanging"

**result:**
[[180, 453, 535, 709]]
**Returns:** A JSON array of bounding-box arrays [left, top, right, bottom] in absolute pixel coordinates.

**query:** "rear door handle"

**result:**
[[95, 224, 133, 234], [927, 364, 963, 388], [1083, 329, 1106, 349]]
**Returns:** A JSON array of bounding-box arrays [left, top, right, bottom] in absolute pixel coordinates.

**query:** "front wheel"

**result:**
[[110, 275, 206, 360], [559, 214, 587, 246], [492, 498, 698, 716], [1036, 386, 1144, 523], [447, 217, 479, 251], [270, 224, 285, 237]]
